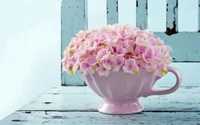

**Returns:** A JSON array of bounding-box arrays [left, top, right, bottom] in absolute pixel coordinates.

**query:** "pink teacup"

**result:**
[[83, 66, 182, 114]]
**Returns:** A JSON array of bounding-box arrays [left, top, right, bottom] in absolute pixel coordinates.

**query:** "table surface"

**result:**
[[0, 84, 200, 125]]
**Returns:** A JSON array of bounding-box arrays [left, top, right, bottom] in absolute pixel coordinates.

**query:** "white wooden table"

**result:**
[[0, 84, 200, 125]]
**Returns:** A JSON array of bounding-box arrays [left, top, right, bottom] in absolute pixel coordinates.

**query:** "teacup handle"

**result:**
[[147, 66, 182, 96]]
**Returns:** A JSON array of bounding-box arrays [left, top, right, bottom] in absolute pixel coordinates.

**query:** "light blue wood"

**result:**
[[166, 0, 178, 34], [1, 84, 200, 124], [61, 0, 87, 86], [136, 0, 147, 30], [20, 86, 200, 111], [155, 32, 200, 62], [198, 0, 200, 32], [85, 0, 88, 29], [1, 112, 199, 125], [107, 0, 118, 24]]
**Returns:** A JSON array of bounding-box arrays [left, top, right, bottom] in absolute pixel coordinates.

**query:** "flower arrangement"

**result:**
[[62, 24, 172, 77]]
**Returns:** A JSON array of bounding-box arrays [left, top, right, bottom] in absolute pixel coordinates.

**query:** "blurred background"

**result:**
[[0, 0, 61, 120], [0, 0, 199, 120]]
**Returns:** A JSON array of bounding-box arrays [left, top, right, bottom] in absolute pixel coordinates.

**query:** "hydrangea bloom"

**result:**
[[62, 24, 172, 77]]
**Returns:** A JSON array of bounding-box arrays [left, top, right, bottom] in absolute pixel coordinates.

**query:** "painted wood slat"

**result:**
[[20, 87, 200, 112], [85, 0, 88, 30], [61, 0, 86, 85], [166, 0, 178, 35], [136, 0, 148, 30], [107, 0, 118, 24], [155, 32, 200, 62], [199, 0, 200, 31], [1, 111, 200, 125]]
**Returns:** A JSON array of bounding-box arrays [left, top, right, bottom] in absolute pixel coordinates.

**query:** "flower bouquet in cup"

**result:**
[[62, 24, 182, 114]]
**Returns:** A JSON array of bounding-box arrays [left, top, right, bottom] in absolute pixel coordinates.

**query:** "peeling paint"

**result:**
[[136, 0, 147, 30], [107, 0, 118, 24], [165, 25, 177, 35], [51, 116, 70, 119], [166, 0, 178, 33], [11, 119, 27, 122], [25, 111, 31, 114], [61, 0, 86, 85], [136, 1, 138, 7], [44, 102, 52, 104]]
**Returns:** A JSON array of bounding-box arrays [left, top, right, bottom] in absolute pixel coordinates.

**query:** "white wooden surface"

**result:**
[[0, 84, 199, 124], [19, 86, 200, 112], [1, 112, 200, 125]]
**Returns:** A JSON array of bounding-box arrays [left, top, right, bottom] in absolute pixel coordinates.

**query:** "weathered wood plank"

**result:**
[[198, 0, 200, 32], [85, 0, 88, 30], [166, 0, 178, 35], [107, 0, 118, 24], [155, 32, 200, 62], [1, 111, 200, 125], [20, 87, 200, 112], [136, 0, 147, 30], [61, 0, 86, 85]]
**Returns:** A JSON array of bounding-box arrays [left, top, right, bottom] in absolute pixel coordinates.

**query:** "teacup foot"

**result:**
[[98, 98, 144, 114]]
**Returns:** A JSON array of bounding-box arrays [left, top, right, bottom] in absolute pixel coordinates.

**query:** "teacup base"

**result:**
[[98, 98, 144, 114]]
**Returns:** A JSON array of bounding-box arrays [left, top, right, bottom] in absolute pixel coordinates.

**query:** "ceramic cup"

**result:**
[[83, 66, 182, 114]]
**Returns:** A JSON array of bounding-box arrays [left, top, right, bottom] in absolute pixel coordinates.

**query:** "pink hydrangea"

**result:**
[[62, 24, 172, 77]]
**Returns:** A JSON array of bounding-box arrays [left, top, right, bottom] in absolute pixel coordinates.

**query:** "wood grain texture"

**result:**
[[166, 0, 178, 35], [155, 32, 200, 62], [2, 85, 200, 124], [20, 86, 200, 112], [61, 0, 86, 85], [107, 0, 118, 24], [1, 111, 200, 125], [136, 0, 147, 30]]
